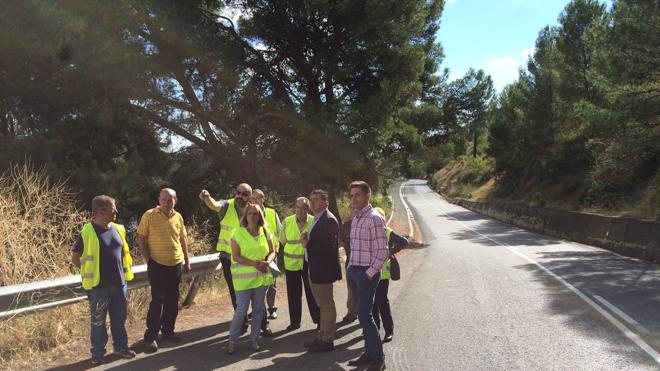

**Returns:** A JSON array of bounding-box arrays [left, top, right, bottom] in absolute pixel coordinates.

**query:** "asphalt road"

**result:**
[[54, 179, 660, 370]]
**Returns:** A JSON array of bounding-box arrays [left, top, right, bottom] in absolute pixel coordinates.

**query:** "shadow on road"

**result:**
[[46, 320, 367, 371], [513, 250, 660, 368], [438, 210, 560, 248]]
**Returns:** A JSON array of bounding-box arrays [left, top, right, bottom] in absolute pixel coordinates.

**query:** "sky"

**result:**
[[436, 0, 604, 92]]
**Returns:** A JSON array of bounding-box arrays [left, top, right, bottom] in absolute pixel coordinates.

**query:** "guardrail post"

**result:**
[[182, 275, 203, 308]]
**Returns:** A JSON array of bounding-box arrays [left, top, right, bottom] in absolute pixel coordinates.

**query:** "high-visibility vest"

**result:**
[[381, 228, 393, 280], [282, 214, 314, 271], [264, 207, 279, 252], [230, 226, 273, 291], [80, 222, 134, 290], [216, 198, 240, 254]]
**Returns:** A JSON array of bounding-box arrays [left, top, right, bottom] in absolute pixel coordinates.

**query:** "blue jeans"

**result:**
[[228, 285, 268, 342], [347, 266, 383, 361], [87, 284, 129, 357]]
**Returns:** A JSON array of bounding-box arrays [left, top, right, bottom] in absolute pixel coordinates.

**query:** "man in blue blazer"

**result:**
[[301, 189, 341, 353]]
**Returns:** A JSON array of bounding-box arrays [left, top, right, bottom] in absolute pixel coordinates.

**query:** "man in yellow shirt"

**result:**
[[138, 188, 191, 353]]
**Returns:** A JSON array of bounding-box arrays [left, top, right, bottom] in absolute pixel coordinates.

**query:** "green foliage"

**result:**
[[0, 0, 447, 222], [485, 0, 660, 212]]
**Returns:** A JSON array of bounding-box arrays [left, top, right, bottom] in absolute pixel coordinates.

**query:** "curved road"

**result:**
[[390, 179, 660, 370], [52, 179, 660, 370]]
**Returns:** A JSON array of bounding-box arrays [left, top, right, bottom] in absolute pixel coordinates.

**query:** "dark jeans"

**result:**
[[285, 262, 320, 326], [372, 279, 393, 334], [347, 266, 383, 362], [144, 259, 182, 342], [88, 284, 128, 356]]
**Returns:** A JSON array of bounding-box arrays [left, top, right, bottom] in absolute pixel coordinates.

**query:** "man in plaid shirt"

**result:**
[[346, 181, 389, 371]]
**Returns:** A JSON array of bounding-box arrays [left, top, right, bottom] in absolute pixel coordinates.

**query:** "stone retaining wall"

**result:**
[[454, 198, 660, 262]]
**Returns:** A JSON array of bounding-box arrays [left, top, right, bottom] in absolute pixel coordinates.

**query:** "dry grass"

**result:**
[[0, 164, 225, 364], [0, 164, 88, 285]]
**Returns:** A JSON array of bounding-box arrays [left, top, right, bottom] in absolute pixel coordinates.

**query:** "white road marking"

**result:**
[[398, 180, 414, 238], [592, 294, 641, 326], [422, 192, 660, 365]]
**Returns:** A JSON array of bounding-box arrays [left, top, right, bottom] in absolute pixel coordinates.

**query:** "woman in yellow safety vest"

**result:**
[[226, 203, 276, 354]]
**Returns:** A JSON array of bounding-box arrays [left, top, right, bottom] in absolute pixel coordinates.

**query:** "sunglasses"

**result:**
[[235, 190, 250, 197]]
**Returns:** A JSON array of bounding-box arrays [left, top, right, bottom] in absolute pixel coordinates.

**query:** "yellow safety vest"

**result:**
[[264, 207, 279, 252], [282, 214, 314, 271], [216, 198, 240, 254], [80, 222, 134, 290], [230, 227, 273, 291], [381, 228, 393, 280]]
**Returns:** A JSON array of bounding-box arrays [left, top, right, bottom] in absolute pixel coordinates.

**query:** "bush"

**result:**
[[0, 164, 220, 364]]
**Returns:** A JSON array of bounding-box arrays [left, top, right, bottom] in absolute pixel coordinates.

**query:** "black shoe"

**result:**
[[262, 326, 273, 337], [285, 324, 301, 332], [383, 332, 393, 342], [91, 354, 104, 365], [308, 340, 334, 353], [268, 307, 278, 320], [367, 359, 386, 371], [348, 354, 373, 366], [161, 333, 182, 343], [303, 337, 321, 348], [315, 323, 321, 331], [144, 339, 158, 353]]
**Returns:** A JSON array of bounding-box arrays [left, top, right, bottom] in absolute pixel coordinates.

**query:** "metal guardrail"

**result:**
[[0, 254, 221, 321]]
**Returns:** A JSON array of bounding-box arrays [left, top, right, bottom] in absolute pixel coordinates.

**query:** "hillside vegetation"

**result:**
[[428, 1, 659, 220]]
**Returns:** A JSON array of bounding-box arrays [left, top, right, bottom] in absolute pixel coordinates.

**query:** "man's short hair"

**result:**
[[349, 181, 371, 194], [310, 189, 329, 202], [253, 189, 265, 198], [92, 195, 115, 214], [160, 188, 177, 198]]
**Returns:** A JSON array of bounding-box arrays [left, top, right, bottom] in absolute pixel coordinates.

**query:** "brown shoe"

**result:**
[[225, 342, 236, 355], [303, 337, 321, 348], [308, 340, 334, 353], [342, 314, 357, 323]]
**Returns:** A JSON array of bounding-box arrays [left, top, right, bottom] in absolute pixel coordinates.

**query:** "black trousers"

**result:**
[[144, 259, 182, 341], [219, 256, 237, 309], [372, 279, 393, 334], [285, 262, 320, 326]]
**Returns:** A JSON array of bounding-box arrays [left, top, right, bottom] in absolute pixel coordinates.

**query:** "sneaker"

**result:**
[[144, 339, 158, 353], [251, 339, 261, 351], [261, 326, 273, 337], [268, 308, 278, 320], [161, 333, 182, 343], [383, 332, 393, 342], [307, 339, 334, 353], [113, 348, 137, 359], [91, 354, 104, 365]]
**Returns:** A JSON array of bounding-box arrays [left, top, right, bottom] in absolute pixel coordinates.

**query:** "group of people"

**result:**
[[72, 181, 407, 371]]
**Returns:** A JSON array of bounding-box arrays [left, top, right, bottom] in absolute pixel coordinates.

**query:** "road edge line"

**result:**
[[437, 205, 660, 365]]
